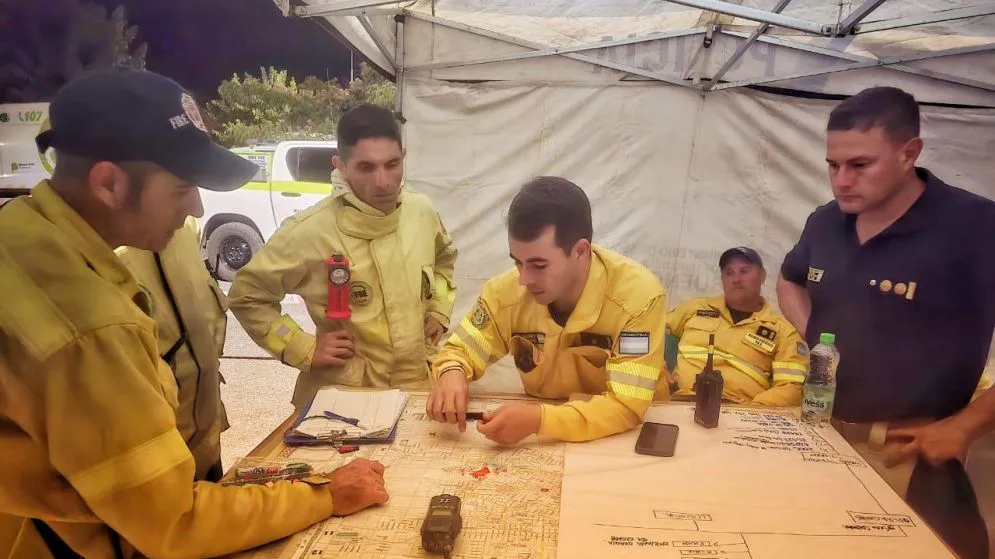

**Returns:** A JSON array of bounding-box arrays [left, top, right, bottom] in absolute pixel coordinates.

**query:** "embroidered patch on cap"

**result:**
[[807, 267, 824, 283], [619, 332, 650, 355], [181, 92, 208, 133]]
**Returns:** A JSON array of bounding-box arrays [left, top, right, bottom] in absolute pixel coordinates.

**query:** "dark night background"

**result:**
[[0, 0, 358, 102]]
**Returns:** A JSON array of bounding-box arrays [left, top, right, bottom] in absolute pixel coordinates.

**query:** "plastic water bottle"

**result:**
[[801, 332, 839, 426]]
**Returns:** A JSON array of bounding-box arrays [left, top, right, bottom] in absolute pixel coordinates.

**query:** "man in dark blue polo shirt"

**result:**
[[777, 86, 995, 558]]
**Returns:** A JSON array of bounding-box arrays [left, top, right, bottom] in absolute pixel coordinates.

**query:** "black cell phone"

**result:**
[[635, 422, 679, 457]]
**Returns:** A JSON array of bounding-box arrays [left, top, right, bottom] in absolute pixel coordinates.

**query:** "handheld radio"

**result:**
[[694, 333, 723, 428]]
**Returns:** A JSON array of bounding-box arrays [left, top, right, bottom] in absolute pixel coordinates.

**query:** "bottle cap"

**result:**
[[819, 332, 836, 344]]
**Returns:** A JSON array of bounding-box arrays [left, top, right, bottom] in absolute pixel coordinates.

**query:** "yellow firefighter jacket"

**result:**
[[0, 182, 334, 559], [666, 296, 808, 406], [432, 245, 668, 442], [114, 217, 229, 481], [228, 170, 458, 408]]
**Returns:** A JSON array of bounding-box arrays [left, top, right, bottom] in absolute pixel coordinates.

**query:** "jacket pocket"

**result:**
[[207, 280, 229, 358], [421, 266, 435, 300]]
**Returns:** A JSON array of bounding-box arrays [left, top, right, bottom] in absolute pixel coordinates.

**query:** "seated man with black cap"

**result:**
[[664, 247, 809, 406]]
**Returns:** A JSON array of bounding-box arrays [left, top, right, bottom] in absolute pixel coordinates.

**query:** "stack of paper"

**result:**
[[293, 388, 409, 440]]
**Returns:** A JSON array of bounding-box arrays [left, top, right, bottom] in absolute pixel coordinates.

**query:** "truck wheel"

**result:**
[[206, 222, 263, 281]]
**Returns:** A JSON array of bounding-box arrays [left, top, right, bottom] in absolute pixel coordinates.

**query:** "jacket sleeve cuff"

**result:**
[[283, 331, 317, 373], [431, 360, 469, 382], [426, 310, 451, 330]]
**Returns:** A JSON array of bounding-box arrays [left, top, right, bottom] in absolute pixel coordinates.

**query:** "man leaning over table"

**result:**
[[0, 68, 387, 559], [665, 247, 808, 406], [229, 103, 458, 409], [427, 176, 669, 445]]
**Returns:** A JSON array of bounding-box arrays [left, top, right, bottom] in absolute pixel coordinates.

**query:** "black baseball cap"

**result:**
[[719, 246, 764, 269], [35, 68, 256, 192]]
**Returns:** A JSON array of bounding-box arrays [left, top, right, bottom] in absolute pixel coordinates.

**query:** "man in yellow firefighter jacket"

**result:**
[[115, 216, 230, 481], [427, 176, 668, 444], [0, 69, 387, 559], [228, 104, 458, 409], [665, 247, 809, 406]]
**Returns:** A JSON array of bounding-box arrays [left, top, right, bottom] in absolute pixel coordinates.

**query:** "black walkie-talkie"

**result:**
[[694, 333, 723, 428]]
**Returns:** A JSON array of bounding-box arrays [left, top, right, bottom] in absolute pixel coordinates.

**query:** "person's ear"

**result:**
[[574, 239, 591, 259], [899, 137, 923, 171], [87, 162, 129, 210], [332, 153, 343, 170]]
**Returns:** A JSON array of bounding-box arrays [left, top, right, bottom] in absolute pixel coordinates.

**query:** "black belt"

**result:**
[[31, 519, 123, 559]]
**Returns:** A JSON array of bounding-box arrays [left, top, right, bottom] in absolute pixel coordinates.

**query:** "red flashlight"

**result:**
[[326, 252, 352, 320]]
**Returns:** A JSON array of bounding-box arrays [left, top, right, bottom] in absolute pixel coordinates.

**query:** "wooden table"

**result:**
[[228, 394, 955, 559]]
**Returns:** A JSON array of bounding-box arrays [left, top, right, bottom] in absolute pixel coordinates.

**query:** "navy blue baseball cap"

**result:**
[[719, 246, 764, 269], [35, 68, 256, 192]]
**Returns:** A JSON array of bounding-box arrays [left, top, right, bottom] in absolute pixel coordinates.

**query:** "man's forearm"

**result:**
[[775, 274, 811, 338], [953, 386, 995, 441]]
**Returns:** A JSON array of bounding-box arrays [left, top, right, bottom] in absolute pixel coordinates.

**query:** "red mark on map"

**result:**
[[470, 466, 491, 479]]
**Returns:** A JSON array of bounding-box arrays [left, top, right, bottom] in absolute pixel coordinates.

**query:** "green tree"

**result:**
[[206, 63, 396, 147], [0, 0, 146, 101]]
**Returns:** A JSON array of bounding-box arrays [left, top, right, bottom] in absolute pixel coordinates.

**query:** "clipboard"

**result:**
[[282, 389, 406, 447]]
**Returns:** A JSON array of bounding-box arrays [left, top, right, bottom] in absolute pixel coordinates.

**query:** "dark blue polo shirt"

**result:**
[[781, 168, 995, 423]]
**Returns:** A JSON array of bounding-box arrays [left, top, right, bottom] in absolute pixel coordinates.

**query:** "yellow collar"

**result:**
[[330, 170, 404, 240], [31, 181, 133, 289], [707, 295, 774, 325], [562, 247, 608, 333]]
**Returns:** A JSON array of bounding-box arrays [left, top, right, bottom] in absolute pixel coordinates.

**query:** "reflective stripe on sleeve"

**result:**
[[772, 361, 807, 383], [69, 429, 190, 502], [450, 322, 496, 372]]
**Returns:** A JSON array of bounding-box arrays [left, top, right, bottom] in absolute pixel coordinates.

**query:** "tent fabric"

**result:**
[[310, 0, 995, 105], [291, 1, 995, 379], [398, 78, 995, 322]]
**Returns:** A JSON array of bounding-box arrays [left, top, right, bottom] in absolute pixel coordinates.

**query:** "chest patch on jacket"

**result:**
[[696, 309, 721, 318], [134, 284, 156, 317], [579, 332, 613, 350], [619, 332, 650, 355], [743, 332, 776, 354], [350, 281, 372, 307]]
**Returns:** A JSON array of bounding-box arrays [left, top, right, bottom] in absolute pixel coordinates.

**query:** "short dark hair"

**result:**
[[336, 103, 401, 160], [827, 86, 920, 142], [507, 176, 593, 252]]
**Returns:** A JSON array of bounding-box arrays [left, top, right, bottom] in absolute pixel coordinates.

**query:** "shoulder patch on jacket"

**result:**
[[469, 298, 491, 329], [696, 309, 721, 318]]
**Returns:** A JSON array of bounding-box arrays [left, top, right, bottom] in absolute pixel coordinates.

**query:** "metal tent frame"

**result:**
[[274, 0, 995, 96]]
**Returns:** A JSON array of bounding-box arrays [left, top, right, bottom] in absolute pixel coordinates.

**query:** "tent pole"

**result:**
[[406, 29, 706, 72], [662, 0, 829, 35], [406, 11, 697, 88], [855, 5, 995, 34], [713, 43, 995, 90], [294, 0, 401, 17], [394, 14, 405, 121], [722, 31, 995, 93], [359, 15, 397, 71], [834, 0, 888, 35], [703, 0, 793, 91]]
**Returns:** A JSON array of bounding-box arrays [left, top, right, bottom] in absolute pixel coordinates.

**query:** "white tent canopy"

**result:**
[[274, 1, 995, 362]]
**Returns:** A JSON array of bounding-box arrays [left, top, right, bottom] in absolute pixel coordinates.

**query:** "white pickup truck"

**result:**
[[198, 140, 339, 280]]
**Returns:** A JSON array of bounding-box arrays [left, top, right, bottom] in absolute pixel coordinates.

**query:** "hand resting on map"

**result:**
[[328, 458, 389, 516]]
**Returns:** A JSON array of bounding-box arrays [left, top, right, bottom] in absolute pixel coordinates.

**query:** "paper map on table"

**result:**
[[238, 395, 563, 559], [557, 405, 954, 559]]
